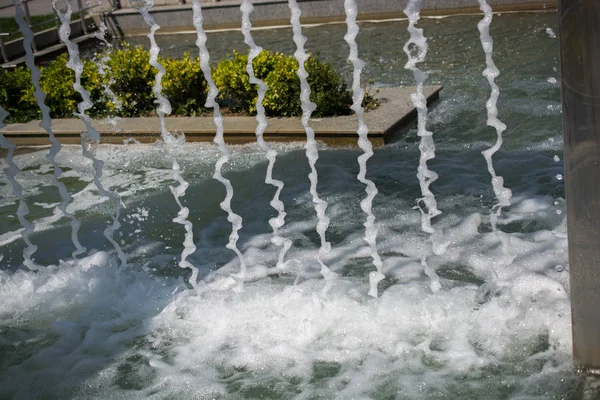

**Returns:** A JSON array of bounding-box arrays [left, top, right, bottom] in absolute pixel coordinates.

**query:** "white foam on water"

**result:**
[[0, 138, 576, 398], [288, 0, 336, 293], [343, 0, 384, 297]]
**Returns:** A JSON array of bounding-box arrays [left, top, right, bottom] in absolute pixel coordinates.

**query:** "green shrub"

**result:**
[[162, 53, 207, 117], [0, 66, 36, 123], [31, 53, 107, 119], [1, 46, 376, 123], [105, 45, 156, 117], [214, 50, 353, 117]]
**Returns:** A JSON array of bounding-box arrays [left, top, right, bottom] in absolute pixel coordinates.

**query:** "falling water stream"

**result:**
[[343, 0, 384, 298], [403, 0, 443, 293], [288, 0, 336, 293], [132, 0, 200, 283], [0, 2, 584, 399], [52, 0, 127, 268], [240, 0, 293, 276]]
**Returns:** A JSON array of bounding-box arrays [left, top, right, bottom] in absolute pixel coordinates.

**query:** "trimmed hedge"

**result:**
[[0, 46, 376, 124]]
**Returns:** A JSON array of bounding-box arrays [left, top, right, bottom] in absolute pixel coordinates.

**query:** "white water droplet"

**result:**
[[547, 77, 557, 84], [545, 27, 556, 39], [553, 155, 560, 162], [556, 174, 563, 181]]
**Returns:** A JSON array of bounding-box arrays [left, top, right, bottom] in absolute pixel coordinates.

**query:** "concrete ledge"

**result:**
[[0, 86, 441, 147]]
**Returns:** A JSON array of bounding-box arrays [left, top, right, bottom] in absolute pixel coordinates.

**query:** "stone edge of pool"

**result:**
[[0, 86, 441, 148]]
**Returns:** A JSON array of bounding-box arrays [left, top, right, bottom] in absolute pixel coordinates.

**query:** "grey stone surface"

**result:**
[[0, 86, 441, 147], [104, 0, 556, 36]]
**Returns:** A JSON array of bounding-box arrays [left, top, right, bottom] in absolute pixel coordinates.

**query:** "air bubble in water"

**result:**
[[553, 155, 560, 162], [556, 174, 563, 181]]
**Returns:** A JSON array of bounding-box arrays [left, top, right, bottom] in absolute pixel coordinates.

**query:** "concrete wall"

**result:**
[[104, 0, 557, 36]]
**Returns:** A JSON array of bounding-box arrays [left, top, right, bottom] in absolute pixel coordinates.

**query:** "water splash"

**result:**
[[134, 0, 198, 286], [288, 0, 336, 293], [53, 0, 127, 267], [240, 0, 292, 273], [0, 106, 39, 270], [343, 0, 384, 297], [403, 0, 441, 235], [477, 0, 512, 230], [13, 0, 85, 260]]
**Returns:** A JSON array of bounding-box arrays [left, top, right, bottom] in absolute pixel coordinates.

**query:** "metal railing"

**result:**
[[0, 0, 101, 64]]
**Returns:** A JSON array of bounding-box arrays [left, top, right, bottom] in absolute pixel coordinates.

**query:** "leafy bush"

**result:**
[[213, 50, 354, 117], [105, 45, 156, 117], [0, 66, 36, 123], [33, 53, 107, 119], [0, 46, 377, 123], [162, 53, 207, 117]]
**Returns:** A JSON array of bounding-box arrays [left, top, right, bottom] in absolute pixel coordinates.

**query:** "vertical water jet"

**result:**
[[133, 0, 199, 286], [53, 0, 127, 267], [0, 106, 39, 270], [343, 0, 384, 297], [476, 0, 512, 230], [403, 0, 442, 293], [288, 0, 336, 292], [240, 0, 292, 273], [403, 0, 441, 235], [13, 0, 86, 260]]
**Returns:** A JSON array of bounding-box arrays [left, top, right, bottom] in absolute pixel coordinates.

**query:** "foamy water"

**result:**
[[0, 138, 577, 398], [0, 8, 584, 400]]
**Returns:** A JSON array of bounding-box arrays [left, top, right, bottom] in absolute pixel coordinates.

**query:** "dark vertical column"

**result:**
[[559, 0, 600, 371]]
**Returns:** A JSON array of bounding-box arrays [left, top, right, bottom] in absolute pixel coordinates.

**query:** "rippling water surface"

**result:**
[[0, 11, 588, 400]]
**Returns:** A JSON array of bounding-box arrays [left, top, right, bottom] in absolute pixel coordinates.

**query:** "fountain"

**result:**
[[0, 0, 589, 398]]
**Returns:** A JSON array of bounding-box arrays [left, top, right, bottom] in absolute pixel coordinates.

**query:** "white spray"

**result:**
[[477, 0, 512, 230], [403, 0, 442, 293], [343, 0, 384, 297], [190, 0, 247, 286], [13, 0, 86, 260], [287, 0, 336, 292], [240, 0, 292, 272], [0, 106, 39, 270], [133, 0, 199, 286], [52, 0, 127, 267]]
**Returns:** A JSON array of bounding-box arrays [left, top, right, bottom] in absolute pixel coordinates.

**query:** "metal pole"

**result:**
[[22, 0, 36, 51], [558, 0, 600, 372], [0, 34, 8, 63], [77, 0, 88, 35]]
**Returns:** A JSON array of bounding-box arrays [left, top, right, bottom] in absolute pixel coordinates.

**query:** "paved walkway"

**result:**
[[1, 86, 442, 147]]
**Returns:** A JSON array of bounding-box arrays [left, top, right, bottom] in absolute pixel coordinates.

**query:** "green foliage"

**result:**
[[214, 50, 353, 117], [0, 46, 374, 124], [162, 53, 207, 117], [0, 66, 35, 123], [105, 45, 156, 117], [34, 53, 106, 119]]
